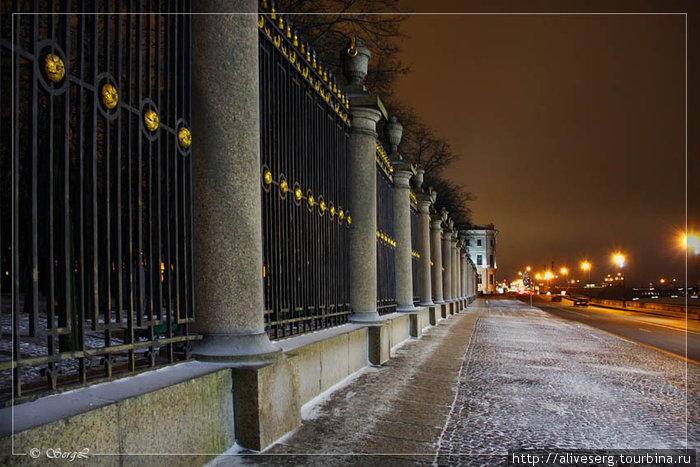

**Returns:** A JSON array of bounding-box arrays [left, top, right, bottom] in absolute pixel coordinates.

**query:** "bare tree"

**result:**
[[273, 0, 476, 224], [382, 102, 458, 176], [274, 0, 409, 98], [424, 174, 475, 225]]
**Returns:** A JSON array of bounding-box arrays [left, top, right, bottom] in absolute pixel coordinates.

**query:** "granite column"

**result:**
[[191, 0, 279, 361], [431, 217, 444, 304]]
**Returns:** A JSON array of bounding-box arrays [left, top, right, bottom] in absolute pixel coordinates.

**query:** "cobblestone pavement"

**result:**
[[437, 298, 699, 466], [210, 298, 699, 466], [210, 306, 481, 466]]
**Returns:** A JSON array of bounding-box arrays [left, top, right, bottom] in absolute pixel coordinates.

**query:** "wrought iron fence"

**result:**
[[0, 0, 196, 405], [376, 142, 396, 315], [258, 10, 352, 339]]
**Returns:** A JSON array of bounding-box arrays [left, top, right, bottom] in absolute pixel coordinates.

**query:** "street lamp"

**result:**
[[613, 253, 625, 269], [581, 261, 591, 285], [682, 233, 700, 255], [612, 253, 626, 304]]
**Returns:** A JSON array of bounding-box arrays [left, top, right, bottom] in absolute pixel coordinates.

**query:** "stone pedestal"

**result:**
[[430, 217, 444, 304]]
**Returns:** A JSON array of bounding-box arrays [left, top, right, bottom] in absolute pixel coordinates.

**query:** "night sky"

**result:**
[[391, 0, 698, 286]]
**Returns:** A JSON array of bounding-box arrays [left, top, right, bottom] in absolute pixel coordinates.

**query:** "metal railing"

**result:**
[[0, 1, 196, 405], [376, 142, 396, 315], [258, 10, 352, 339]]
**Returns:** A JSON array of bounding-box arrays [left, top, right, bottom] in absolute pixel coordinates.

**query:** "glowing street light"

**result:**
[[613, 253, 625, 268], [581, 261, 591, 285], [612, 252, 626, 303], [682, 233, 700, 255]]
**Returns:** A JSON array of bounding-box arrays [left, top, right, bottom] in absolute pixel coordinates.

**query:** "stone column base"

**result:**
[[428, 306, 437, 325], [368, 323, 391, 365], [351, 310, 383, 323], [409, 307, 430, 338], [193, 332, 282, 364], [440, 303, 448, 319], [232, 357, 300, 451]]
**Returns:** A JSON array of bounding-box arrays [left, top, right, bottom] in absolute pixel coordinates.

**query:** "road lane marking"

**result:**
[[638, 328, 651, 333], [584, 304, 700, 333], [551, 303, 700, 335], [536, 303, 700, 366]]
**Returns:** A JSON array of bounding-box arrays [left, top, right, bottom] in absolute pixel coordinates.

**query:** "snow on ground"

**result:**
[[437, 299, 699, 465]]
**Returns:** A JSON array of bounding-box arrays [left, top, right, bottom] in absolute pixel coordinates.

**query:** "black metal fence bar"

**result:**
[[0, 0, 196, 405], [259, 11, 351, 339], [376, 142, 396, 315]]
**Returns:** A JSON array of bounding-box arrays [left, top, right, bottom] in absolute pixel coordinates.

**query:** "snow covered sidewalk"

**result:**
[[209, 298, 699, 465], [437, 299, 699, 465]]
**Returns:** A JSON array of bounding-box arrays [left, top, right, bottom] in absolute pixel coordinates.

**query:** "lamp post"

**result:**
[[560, 267, 568, 291], [581, 261, 591, 285], [613, 253, 626, 305], [683, 233, 700, 256]]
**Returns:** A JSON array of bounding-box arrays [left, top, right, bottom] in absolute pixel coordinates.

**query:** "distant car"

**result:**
[[573, 297, 589, 307], [551, 295, 562, 302]]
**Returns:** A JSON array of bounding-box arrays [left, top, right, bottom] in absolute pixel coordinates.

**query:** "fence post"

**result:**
[[468, 254, 472, 298], [450, 236, 459, 312], [462, 248, 467, 300], [343, 38, 387, 322], [454, 239, 461, 301], [431, 215, 444, 305], [386, 117, 416, 312], [191, 0, 280, 362], [416, 172, 434, 307], [442, 219, 453, 308]]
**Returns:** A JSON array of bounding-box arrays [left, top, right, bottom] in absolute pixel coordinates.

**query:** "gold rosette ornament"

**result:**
[[178, 127, 192, 149], [44, 53, 65, 82], [101, 84, 118, 109], [144, 110, 159, 132]]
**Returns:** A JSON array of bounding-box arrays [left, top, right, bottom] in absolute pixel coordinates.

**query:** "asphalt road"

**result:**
[[526, 296, 700, 365]]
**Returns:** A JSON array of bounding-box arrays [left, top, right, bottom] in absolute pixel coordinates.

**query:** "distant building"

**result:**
[[465, 224, 498, 294]]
